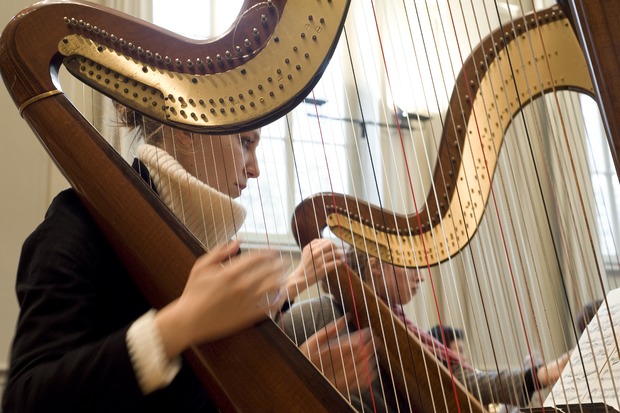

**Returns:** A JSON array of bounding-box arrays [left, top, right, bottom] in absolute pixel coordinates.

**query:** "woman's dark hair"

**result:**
[[428, 325, 464, 348], [576, 299, 604, 334], [114, 103, 164, 145]]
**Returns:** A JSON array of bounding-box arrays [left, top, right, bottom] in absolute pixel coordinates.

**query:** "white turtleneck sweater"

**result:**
[[126, 144, 246, 394]]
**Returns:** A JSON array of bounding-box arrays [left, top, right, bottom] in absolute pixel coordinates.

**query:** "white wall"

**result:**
[[0, 0, 69, 393]]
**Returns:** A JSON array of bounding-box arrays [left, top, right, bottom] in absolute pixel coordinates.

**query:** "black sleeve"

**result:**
[[523, 366, 540, 398], [2, 190, 150, 412]]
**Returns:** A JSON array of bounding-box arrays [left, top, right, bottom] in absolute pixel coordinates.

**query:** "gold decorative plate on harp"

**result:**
[[294, 8, 594, 268]]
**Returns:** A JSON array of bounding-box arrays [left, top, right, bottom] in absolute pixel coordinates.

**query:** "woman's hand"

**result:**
[[156, 240, 287, 359], [299, 316, 378, 394], [286, 239, 344, 300]]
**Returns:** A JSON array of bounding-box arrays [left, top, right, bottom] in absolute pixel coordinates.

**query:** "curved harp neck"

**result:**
[[2, 0, 350, 133], [294, 5, 593, 268]]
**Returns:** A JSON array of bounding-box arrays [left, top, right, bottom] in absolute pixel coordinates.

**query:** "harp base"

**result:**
[[526, 404, 619, 413]]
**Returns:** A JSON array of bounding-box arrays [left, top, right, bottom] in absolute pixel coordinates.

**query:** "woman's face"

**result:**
[[165, 129, 261, 198], [369, 258, 425, 305]]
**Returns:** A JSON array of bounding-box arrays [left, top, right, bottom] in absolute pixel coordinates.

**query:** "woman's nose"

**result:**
[[245, 153, 260, 178]]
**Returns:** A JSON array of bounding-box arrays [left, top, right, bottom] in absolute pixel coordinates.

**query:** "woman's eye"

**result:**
[[241, 138, 252, 149]]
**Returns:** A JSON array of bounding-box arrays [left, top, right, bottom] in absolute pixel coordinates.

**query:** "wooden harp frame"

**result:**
[[0, 0, 355, 411]]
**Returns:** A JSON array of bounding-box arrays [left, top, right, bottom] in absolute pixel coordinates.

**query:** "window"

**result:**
[[152, 0, 243, 39], [583, 96, 620, 276]]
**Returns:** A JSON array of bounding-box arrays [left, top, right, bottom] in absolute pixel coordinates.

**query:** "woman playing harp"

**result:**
[[0, 0, 362, 411], [0, 115, 269, 410], [2, 102, 357, 411], [279, 248, 570, 412]]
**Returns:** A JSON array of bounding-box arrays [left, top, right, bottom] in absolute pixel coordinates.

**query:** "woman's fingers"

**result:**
[[303, 316, 349, 355], [301, 324, 378, 393], [176, 247, 289, 344]]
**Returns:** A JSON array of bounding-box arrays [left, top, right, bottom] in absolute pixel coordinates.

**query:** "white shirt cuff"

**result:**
[[126, 309, 182, 394]]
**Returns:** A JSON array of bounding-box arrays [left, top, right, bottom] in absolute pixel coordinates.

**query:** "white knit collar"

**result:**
[[137, 144, 246, 250]]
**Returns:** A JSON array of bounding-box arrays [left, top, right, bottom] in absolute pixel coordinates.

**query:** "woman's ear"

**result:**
[[157, 128, 196, 155]]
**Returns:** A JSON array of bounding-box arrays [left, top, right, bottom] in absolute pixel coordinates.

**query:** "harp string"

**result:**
[[364, 0, 600, 408], [349, 8, 450, 410], [326, 0, 462, 408], [519, 5, 616, 410], [487, 6, 555, 400], [441, 2, 542, 406], [581, 96, 620, 277], [312, 88, 383, 405], [423, 7, 508, 401], [335, 69, 405, 408], [534, 3, 603, 296], [398, 5, 485, 402], [318, 1, 548, 410], [278, 82, 382, 404], [544, 91, 607, 406], [285, 114, 328, 322], [348, 3, 447, 409], [314, 8, 426, 400], [491, 4, 590, 402], [527, 88, 595, 374], [338, 19, 416, 400], [468, 4, 588, 400], [540, 87, 604, 354], [521, 4, 611, 345], [285, 107, 340, 382], [400, 3, 484, 409], [360, 0, 482, 408], [532, 2, 613, 349]]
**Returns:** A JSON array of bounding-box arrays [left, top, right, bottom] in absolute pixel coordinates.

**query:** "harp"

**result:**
[[2, 1, 620, 413], [0, 0, 355, 411], [289, 1, 620, 412]]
